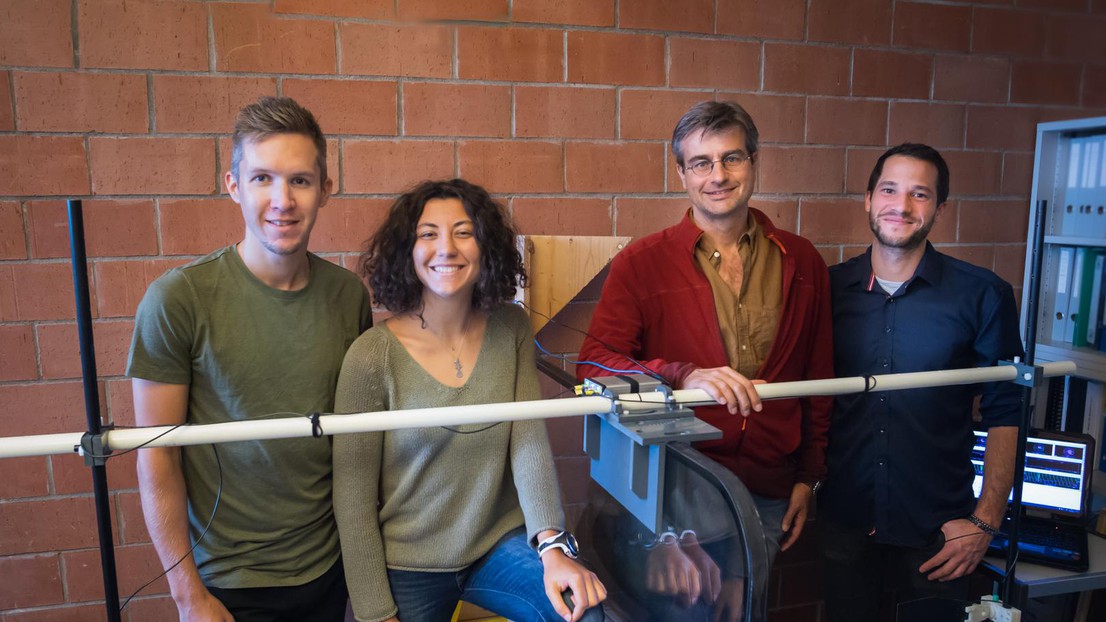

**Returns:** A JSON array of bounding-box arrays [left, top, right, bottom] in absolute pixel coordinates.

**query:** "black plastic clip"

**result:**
[[78, 430, 112, 467], [999, 358, 1044, 388]]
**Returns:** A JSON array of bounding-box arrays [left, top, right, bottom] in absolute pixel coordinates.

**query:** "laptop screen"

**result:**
[[971, 430, 1092, 516]]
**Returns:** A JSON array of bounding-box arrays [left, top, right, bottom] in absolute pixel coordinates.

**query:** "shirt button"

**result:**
[[878, 460, 885, 466], [880, 396, 886, 403], [879, 428, 886, 433], [885, 327, 892, 333]]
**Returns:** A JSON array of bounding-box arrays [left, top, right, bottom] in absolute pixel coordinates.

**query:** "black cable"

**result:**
[[120, 443, 223, 611], [516, 300, 666, 383], [441, 423, 502, 434]]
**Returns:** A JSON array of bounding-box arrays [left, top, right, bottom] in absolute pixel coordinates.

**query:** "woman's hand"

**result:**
[[540, 550, 607, 622]]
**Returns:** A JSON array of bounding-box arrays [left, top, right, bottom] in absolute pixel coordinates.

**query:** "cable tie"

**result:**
[[863, 375, 877, 392], [308, 412, 324, 438]]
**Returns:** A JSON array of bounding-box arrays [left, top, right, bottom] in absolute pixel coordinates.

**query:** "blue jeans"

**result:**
[[387, 527, 605, 622]]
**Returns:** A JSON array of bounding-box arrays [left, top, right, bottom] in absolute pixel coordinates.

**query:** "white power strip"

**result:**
[[964, 596, 1022, 622]]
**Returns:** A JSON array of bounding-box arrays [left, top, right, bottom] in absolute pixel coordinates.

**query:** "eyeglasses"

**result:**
[[682, 152, 753, 177]]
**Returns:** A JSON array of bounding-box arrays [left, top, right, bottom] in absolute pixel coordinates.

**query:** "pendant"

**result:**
[[454, 357, 463, 378]]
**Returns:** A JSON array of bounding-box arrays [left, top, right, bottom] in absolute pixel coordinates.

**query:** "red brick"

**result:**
[[123, 597, 176, 622], [717, 0, 804, 40], [0, 263, 76, 321], [274, 0, 393, 18], [888, 102, 965, 149], [545, 415, 585, 456], [459, 141, 564, 194], [283, 79, 397, 136], [397, 0, 507, 21], [343, 140, 456, 194], [0, 136, 89, 196], [0, 554, 63, 609], [995, 244, 1027, 288], [754, 198, 799, 234], [966, 105, 1040, 151], [806, 98, 887, 147], [516, 86, 616, 139], [14, 71, 147, 133], [0, 496, 100, 555], [973, 8, 1046, 58], [0, 383, 104, 440], [614, 198, 688, 240], [933, 55, 1010, 103], [0, 201, 25, 260], [404, 82, 510, 138], [90, 137, 216, 195], [852, 49, 932, 100], [27, 200, 157, 260], [620, 90, 710, 141], [340, 23, 453, 79], [513, 0, 614, 26], [159, 198, 241, 256], [1046, 15, 1106, 62], [309, 198, 390, 253], [619, 0, 713, 33], [78, 0, 207, 71], [567, 32, 665, 86], [37, 320, 134, 380], [1011, 61, 1081, 106], [810, 0, 891, 45], [92, 259, 185, 318], [0, 70, 11, 131], [818, 245, 843, 267], [153, 76, 276, 134], [106, 377, 136, 427], [758, 147, 846, 194], [960, 200, 1028, 243], [116, 491, 148, 545], [725, 94, 806, 145], [51, 450, 138, 496], [556, 456, 591, 505], [0, 0, 73, 67], [1084, 66, 1106, 107], [1002, 151, 1034, 197], [1020, 0, 1087, 9], [213, 3, 335, 74], [64, 544, 168, 604], [0, 456, 48, 499], [458, 27, 562, 82], [6, 604, 110, 622], [670, 38, 759, 90], [512, 198, 612, 236], [892, 2, 971, 52], [0, 324, 36, 381], [565, 142, 666, 193], [764, 44, 851, 96], [943, 150, 1004, 197]]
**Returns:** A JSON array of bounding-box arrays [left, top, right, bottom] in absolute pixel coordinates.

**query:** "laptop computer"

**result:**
[[972, 428, 1094, 572]]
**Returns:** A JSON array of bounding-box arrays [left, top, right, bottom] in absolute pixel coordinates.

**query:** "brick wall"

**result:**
[[1, 1, 1105, 620]]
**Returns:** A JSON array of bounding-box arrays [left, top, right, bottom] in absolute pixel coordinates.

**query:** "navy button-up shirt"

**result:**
[[821, 243, 1024, 547]]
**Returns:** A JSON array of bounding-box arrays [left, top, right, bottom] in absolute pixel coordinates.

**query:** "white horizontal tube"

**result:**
[[0, 361, 1077, 460], [666, 360, 1076, 407]]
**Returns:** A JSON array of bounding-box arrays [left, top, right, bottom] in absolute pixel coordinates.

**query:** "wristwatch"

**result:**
[[537, 530, 579, 559], [803, 480, 823, 496]]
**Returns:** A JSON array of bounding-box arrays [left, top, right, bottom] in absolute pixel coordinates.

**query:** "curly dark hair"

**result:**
[[360, 179, 527, 314]]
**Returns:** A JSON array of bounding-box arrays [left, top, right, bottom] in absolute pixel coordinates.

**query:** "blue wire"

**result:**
[[532, 337, 647, 376]]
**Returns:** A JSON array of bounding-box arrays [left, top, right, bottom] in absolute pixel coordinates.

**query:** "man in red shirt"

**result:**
[[578, 101, 833, 618]]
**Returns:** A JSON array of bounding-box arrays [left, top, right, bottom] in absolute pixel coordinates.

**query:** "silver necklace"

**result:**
[[418, 310, 471, 379]]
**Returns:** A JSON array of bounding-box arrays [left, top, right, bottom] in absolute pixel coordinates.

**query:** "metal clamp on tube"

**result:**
[[582, 374, 722, 534]]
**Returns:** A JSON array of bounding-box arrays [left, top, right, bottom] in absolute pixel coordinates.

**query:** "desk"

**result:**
[[981, 534, 1106, 620]]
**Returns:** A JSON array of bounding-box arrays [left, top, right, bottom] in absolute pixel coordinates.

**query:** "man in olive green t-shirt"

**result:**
[[127, 97, 371, 622]]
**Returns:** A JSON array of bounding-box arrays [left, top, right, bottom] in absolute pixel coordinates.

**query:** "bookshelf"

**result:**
[[1021, 116, 1106, 385]]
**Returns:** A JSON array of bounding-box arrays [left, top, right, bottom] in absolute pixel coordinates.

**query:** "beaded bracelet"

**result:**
[[967, 514, 1001, 537]]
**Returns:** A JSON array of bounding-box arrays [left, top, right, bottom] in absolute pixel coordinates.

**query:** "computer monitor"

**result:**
[[971, 429, 1093, 517]]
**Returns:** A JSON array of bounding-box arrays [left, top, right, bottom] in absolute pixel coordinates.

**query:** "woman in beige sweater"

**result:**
[[333, 179, 606, 622]]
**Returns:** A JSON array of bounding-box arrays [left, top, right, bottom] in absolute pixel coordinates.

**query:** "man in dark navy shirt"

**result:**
[[818, 143, 1023, 622]]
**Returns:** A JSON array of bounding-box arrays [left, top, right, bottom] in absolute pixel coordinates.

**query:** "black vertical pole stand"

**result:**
[[68, 200, 123, 622], [1002, 199, 1049, 605]]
